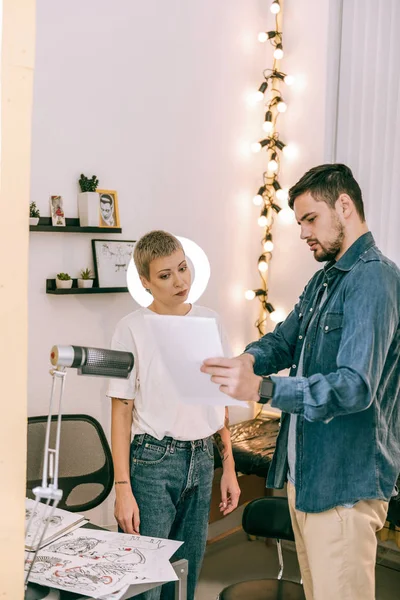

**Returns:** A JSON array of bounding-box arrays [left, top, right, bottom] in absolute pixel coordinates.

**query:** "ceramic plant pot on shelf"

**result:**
[[77, 279, 94, 289], [29, 217, 39, 226], [56, 278, 73, 290], [78, 192, 99, 227]]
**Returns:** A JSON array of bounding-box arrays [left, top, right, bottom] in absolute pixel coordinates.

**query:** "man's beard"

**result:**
[[313, 215, 345, 262]]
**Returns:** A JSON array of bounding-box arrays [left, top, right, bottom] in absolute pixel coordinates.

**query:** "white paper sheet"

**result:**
[[25, 498, 87, 551], [26, 529, 182, 598], [144, 314, 243, 406]]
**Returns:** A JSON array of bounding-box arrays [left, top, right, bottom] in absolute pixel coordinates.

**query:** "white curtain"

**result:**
[[333, 0, 400, 266]]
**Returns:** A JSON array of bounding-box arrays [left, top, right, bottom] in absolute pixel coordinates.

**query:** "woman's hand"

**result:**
[[114, 484, 140, 534], [219, 468, 241, 516]]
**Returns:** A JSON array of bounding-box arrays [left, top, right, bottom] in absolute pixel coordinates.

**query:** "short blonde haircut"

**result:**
[[133, 230, 183, 279]]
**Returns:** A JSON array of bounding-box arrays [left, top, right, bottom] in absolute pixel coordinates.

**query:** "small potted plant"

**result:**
[[29, 202, 40, 226], [56, 272, 73, 290], [78, 173, 100, 227], [78, 267, 94, 289]]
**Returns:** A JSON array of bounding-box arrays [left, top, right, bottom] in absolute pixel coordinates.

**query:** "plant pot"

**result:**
[[77, 279, 94, 288], [29, 217, 40, 226], [78, 192, 100, 227], [56, 278, 73, 289]]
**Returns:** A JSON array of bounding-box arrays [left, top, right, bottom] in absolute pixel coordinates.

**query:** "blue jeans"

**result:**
[[128, 433, 214, 600]]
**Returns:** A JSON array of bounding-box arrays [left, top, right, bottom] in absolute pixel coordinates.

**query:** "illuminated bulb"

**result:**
[[264, 240, 274, 252], [258, 260, 269, 273], [254, 90, 264, 102], [253, 195, 263, 206], [277, 100, 287, 113], [251, 142, 262, 153], [245, 289, 256, 300], [258, 215, 268, 227], [270, 1, 281, 14], [268, 159, 278, 172], [258, 32, 268, 43], [274, 47, 284, 60], [284, 75, 295, 86], [276, 188, 288, 201], [270, 308, 286, 323], [262, 120, 274, 134], [283, 143, 297, 159], [278, 207, 295, 224]]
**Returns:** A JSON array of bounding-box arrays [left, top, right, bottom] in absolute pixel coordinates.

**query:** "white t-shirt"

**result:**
[[106, 305, 228, 441]]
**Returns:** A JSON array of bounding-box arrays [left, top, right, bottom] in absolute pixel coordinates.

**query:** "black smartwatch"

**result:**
[[258, 376, 275, 404]]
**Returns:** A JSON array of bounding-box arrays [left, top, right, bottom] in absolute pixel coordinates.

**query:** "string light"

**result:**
[[273, 44, 284, 60], [247, 1, 297, 336], [270, 0, 280, 14]]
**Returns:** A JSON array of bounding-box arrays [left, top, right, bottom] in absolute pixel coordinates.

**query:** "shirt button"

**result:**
[[323, 282, 328, 287], [292, 364, 297, 369], [299, 312, 302, 318], [324, 325, 329, 331], [298, 335, 303, 340]]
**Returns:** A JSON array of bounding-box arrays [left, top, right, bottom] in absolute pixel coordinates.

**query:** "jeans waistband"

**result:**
[[133, 433, 211, 450]]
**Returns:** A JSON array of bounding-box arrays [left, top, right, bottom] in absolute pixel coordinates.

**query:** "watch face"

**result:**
[[260, 378, 274, 399]]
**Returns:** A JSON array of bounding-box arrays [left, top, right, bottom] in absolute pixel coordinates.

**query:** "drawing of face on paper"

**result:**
[[43, 515, 63, 527], [102, 547, 145, 571], [48, 536, 99, 556]]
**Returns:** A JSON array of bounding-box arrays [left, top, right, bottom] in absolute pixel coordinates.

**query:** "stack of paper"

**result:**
[[26, 528, 182, 598]]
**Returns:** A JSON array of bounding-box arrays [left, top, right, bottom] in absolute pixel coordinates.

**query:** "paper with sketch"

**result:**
[[26, 528, 182, 598], [25, 498, 87, 551], [144, 314, 243, 406]]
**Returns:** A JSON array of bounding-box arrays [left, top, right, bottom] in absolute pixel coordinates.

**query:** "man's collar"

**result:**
[[324, 232, 375, 275]]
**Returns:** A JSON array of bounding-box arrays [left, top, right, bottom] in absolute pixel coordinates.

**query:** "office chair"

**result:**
[[218, 496, 305, 599], [26, 414, 114, 512]]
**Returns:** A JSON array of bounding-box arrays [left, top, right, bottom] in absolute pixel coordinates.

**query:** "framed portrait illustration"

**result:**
[[50, 195, 66, 227], [97, 189, 120, 228], [92, 239, 136, 288]]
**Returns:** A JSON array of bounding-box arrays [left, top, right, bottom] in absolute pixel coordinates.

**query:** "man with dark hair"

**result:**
[[202, 164, 400, 600], [100, 193, 115, 226]]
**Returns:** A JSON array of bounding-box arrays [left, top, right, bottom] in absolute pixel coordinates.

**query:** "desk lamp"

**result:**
[[25, 345, 134, 600]]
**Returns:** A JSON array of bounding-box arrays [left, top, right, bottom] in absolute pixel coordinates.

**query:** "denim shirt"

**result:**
[[245, 233, 400, 513]]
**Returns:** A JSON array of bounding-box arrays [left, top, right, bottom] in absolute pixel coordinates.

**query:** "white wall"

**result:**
[[29, 0, 332, 526]]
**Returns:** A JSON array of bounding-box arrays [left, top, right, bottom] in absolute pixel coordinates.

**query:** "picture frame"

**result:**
[[96, 189, 120, 228], [50, 195, 66, 227], [92, 239, 136, 288]]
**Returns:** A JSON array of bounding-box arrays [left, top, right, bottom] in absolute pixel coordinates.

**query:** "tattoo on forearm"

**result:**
[[213, 432, 228, 462], [115, 480, 129, 485]]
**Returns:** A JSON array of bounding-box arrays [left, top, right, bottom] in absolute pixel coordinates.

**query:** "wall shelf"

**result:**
[[46, 279, 128, 295], [30, 217, 122, 234]]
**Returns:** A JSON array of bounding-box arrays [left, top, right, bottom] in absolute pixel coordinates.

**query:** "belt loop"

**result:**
[[136, 434, 145, 446], [202, 438, 206, 451], [170, 439, 176, 454]]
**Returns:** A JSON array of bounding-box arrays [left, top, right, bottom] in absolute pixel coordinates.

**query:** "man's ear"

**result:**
[[336, 193, 353, 219]]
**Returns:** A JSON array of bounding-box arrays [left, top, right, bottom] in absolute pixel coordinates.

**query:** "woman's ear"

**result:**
[[140, 275, 151, 294]]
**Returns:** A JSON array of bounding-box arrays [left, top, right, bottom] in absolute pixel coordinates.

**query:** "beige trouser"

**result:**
[[287, 481, 388, 600]]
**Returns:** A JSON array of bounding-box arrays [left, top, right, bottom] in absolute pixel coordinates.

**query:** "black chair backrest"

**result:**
[[26, 414, 114, 512], [242, 496, 295, 542]]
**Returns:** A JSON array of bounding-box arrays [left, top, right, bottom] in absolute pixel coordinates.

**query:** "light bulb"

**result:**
[[245, 289, 256, 300], [283, 143, 297, 158], [268, 159, 278, 172], [253, 195, 263, 206], [254, 91, 264, 102], [274, 48, 284, 60], [284, 75, 295, 86], [258, 215, 268, 227], [258, 260, 269, 273], [278, 207, 295, 224], [251, 142, 262, 153], [270, 1, 280, 14], [276, 187, 288, 201], [270, 308, 286, 322], [277, 100, 287, 113], [258, 32, 268, 43], [264, 240, 274, 252], [262, 120, 274, 134]]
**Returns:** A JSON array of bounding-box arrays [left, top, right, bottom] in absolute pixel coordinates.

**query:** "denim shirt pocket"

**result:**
[[317, 312, 343, 372]]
